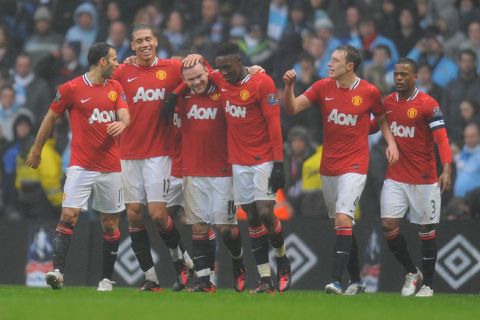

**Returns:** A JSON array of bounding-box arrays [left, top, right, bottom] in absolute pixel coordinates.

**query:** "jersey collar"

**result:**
[[395, 87, 419, 102], [82, 73, 106, 87], [336, 76, 360, 90]]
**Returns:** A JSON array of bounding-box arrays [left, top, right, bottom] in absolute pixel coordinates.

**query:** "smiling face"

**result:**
[[182, 63, 209, 95], [101, 48, 119, 78], [131, 28, 158, 65]]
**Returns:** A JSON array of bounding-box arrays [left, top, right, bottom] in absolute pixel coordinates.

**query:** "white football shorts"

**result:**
[[321, 173, 367, 219], [121, 156, 171, 204], [184, 176, 236, 225], [380, 179, 441, 224], [62, 166, 125, 213], [232, 162, 276, 205], [166, 175, 184, 208]]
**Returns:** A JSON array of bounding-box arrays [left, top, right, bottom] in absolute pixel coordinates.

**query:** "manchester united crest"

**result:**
[[108, 90, 118, 102], [240, 90, 250, 101], [352, 95, 362, 106], [156, 70, 167, 80], [407, 107, 417, 119], [210, 92, 220, 101]]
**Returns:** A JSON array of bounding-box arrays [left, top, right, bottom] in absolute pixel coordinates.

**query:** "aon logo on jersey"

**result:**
[[391, 121, 415, 138], [187, 105, 218, 119], [327, 109, 358, 126], [133, 87, 166, 102], [225, 100, 246, 118], [88, 108, 116, 124], [173, 113, 181, 128]]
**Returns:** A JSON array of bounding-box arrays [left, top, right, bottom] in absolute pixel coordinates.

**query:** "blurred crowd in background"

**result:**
[[0, 0, 479, 222]]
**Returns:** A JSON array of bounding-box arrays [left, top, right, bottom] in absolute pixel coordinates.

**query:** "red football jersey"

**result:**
[[50, 74, 128, 172], [210, 72, 283, 165], [303, 77, 384, 176], [171, 110, 182, 178], [113, 58, 183, 159], [178, 85, 231, 177], [384, 88, 444, 184]]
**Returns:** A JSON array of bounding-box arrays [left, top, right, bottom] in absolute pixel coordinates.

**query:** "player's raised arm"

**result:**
[[283, 69, 312, 115], [26, 109, 60, 169], [376, 113, 399, 164]]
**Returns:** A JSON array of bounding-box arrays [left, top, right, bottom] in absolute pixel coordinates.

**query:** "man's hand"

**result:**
[[385, 142, 399, 165], [106, 121, 126, 137], [26, 150, 42, 169], [283, 69, 297, 87], [123, 55, 137, 65], [439, 163, 452, 193], [182, 54, 204, 68], [248, 65, 265, 74], [269, 161, 285, 193], [162, 93, 178, 121]]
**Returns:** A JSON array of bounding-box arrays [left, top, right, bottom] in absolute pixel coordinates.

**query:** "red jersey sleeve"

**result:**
[[258, 75, 283, 161], [425, 96, 452, 164], [50, 82, 73, 115], [302, 80, 323, 105], [113, 80, 128, 110], [369, 85, 384, 117]]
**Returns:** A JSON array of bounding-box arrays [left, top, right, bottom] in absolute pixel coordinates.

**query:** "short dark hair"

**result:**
[[458, 48, 477, 62], [131, 24, 157, 39], [215, 42, 241, 57], [335, 45, 362, 72], [87, 42, 113, 66], [396, 57, 418, 74]]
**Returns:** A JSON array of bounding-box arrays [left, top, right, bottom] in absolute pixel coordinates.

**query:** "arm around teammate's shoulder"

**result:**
[[282, 69, 312, 115]]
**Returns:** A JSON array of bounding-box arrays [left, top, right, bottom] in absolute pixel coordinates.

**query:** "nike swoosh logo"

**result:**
[[386, 111, 393, 114], [221, 88, 228, 92], [193, 256, 207, 260], [81, 98, 91, 103], [110, 251, 118, 255], [325, 97, 334, 100], [127, 77, 138, 83], [336, 251, 349, 255]]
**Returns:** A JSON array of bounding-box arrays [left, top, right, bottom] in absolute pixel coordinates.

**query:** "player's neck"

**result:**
[[137, 56, 158, 66], [398, 87, 416, 100], [335, 72, 357, 89], [86, 69, 106, 85]]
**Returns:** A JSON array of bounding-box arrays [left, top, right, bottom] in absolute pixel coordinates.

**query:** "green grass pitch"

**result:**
[[1, 286, 479, 320]]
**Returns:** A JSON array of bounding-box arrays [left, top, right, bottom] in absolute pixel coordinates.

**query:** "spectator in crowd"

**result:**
[[229, 13, 247, 40], [106, 21, 132, 62], [96, 0, 123, 42], [434, 11, 466, 59], [187, 26, 216, 64], [199, 0, 227, 44], [283, 126, 317, 215], [393, 7, 423, 58], [163, 10, 189, 55], [65, 2, 98, 67], [460, 20, 480, 73], [0, 24, 17, 72], [2, 115, 34, 220], [363, 44, 394, 95], [12, 54, 52, 122], [417, 63, 443, 103], [459, 99, 480, 126], [340, 5, 361, 46], [308, 0, 329, 24], [457, 0, 480, 35], [0, 85, 33, 143], [408, 32, 458, 88], [267, 0, 289, 43], [449, 122, 480, 218], [283, 0, 312, 39], [237, 23, 273, 68], [442, 49, 480, 144], [24, 6, 63, 69], [357, 16, 399, 64], [376, 0, 399, 39]]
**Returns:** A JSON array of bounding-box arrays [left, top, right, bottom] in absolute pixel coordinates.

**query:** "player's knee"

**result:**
[[60, 209, 79, 225], [192, 223, 209, 236], [335, 213, 352, 228], [126, 205, 144, 225], [102, 215, 119, 234], [381, 218, 396, 231], [217, 225, 234, 238]]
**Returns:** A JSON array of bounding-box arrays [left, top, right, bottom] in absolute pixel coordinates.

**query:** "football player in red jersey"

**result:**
[[112, 25, 193, 292], [283, 45, 399, 295], [27, 43, 130, 291], [205, 43, 292, 293], [176, 61, 246, 293], [378, 58, 451, 297]]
